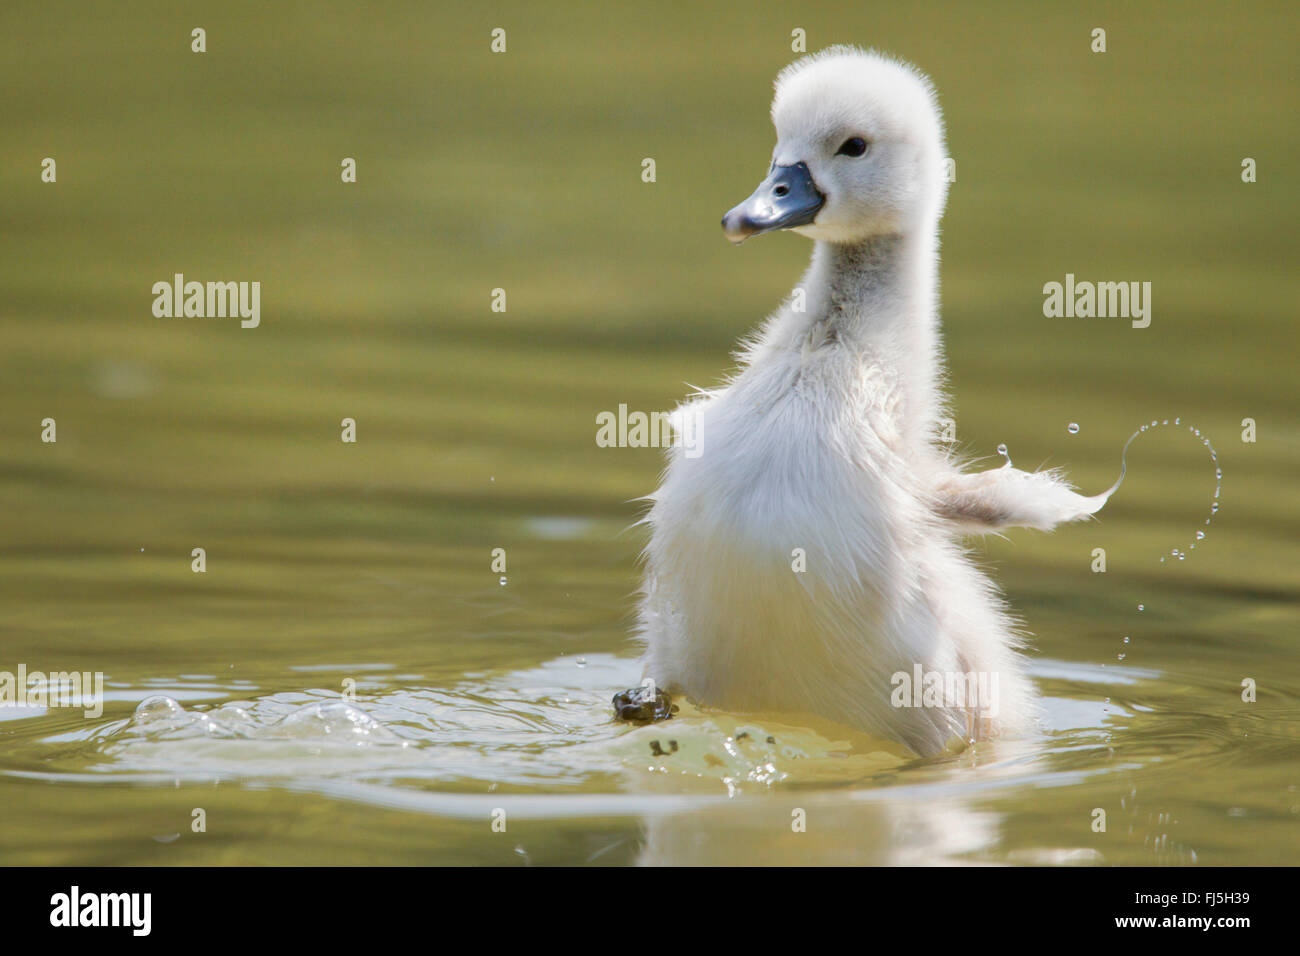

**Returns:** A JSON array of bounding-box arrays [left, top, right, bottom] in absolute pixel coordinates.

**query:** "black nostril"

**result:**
[[773, 184, 789, 197]]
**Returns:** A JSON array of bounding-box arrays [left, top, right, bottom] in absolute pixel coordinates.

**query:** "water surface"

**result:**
[[1, 0, 1297, 865]]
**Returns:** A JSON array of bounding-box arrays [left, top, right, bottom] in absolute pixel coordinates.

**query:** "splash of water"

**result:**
[[1081, 419, 1220, 563]]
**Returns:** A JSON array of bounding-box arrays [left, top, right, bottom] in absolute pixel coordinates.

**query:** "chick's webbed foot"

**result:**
[[612, 682, 676, 724]]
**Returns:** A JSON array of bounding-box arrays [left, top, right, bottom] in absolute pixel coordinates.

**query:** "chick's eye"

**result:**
[[836, 137, 868, 157]]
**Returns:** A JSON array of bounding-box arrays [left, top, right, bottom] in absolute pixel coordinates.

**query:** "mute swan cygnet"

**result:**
[[627, 48, 1105, 756]]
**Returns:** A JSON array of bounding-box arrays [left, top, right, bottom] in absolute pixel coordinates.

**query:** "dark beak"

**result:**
[[721, 162, 825, 244]]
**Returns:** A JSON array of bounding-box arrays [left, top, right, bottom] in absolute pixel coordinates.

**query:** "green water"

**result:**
[[1, 0, 1297, 864]]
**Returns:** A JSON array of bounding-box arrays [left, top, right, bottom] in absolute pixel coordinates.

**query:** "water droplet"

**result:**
[[1196, 531, 1205, 540], [1067, 422, 1080, 434], [1123, 636, 1130, 644], [1162, 419, 1169, 425], [1118, 653, 1126, 660], [498, 576, 508, 586], [996, 443, 1007, 456], [1177, 553, 1185, 560], [576, 657, 587, 668], [1137, 604, 1144, 611]]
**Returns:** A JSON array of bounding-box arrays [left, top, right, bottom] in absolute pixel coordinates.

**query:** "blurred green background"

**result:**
[[0, 0, 1296, 864]]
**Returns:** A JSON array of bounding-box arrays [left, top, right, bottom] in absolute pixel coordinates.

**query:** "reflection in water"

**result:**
[[637, 797, 1004, 866]]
